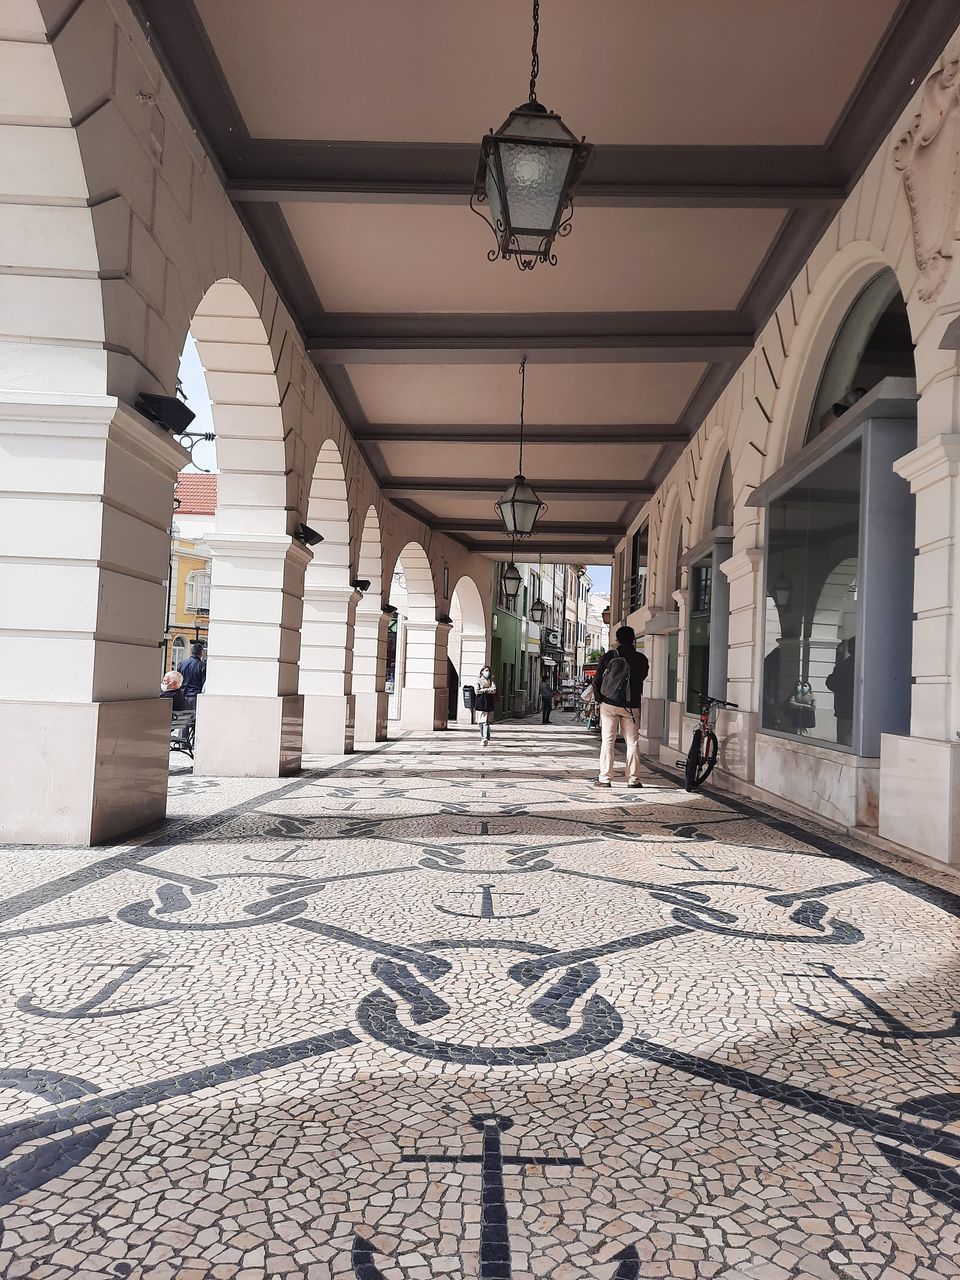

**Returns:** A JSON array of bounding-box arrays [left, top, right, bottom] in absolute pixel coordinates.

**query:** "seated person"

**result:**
[[160, 670, 190, 713]]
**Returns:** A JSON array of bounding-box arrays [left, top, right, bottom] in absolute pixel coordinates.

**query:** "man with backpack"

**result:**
[[592, 625, 649, 788]]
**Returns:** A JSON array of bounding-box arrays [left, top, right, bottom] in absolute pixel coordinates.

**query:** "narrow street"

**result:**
[[1, 721, 959, 1279]]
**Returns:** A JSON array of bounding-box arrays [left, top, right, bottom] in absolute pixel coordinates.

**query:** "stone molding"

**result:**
[[893, 433, 960, 491], [893, 41, 960, 303], [206, 533, 313, 571], [718, 548, 764, 584]]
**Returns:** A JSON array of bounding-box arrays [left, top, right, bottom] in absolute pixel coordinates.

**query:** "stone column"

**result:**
[[880, 435, 960, 862], [715, 547, 763, 783], [0, 397, 187, 845], [193, 534, 309, 776], [401, 620, 451, 732], [353, 608, 389, 743], [300, 584, 361, 754]]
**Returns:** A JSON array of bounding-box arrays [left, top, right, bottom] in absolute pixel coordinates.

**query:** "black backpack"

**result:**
[[599, 653, 631, 705]]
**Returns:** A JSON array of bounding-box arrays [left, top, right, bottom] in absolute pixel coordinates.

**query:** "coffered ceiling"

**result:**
[[133, 0, 960, 560]]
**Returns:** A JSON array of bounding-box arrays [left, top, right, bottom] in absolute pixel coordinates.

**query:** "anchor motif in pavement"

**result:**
[[792, 963, 960, 1040], [434, 883, 539, 920], [351, 1112, 640, 1280], [16, 953, 188, 1020]]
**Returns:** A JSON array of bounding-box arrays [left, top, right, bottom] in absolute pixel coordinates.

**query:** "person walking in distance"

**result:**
[[593, 625, 649, 788], [539, 675, 553, 724], [476, 665, 497, 748]]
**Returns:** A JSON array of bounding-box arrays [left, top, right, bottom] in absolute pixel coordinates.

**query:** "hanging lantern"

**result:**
[[470, 0, 593, 270], [530, 597, 546, 624], [771, 572, 792, 613], [495, 356, 547, 538], [502, 561, 523, 606]]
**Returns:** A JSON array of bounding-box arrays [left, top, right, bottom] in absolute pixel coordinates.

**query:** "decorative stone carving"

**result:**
[[894, 45, 960, 302]]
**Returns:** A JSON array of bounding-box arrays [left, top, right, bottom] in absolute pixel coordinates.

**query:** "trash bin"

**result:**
[[462, 684, 476, 724]]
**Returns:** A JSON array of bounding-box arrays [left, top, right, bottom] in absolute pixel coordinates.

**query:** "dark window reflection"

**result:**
[[686, 559, 712, 712], [762, 441, 862, 747]]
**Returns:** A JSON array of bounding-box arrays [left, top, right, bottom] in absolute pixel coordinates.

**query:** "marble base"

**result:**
[[354, 690, 388, 744], [754, 734, 879, 829], [193, 694, 303, 777], [0, 698, 170, 846], [302, 693, 355, 754], [879, 734, 960, 864], [715, 709, 757, 784]]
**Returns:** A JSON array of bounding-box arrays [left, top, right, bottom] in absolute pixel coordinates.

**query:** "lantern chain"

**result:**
[[529, 0, 540, 102], [518, 355, 527, 476]]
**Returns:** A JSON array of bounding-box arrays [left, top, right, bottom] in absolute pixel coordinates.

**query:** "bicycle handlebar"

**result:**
[[689, 688, 739, 709]]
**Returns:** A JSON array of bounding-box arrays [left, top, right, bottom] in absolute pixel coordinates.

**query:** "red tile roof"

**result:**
[[175, 472, 218, 515]]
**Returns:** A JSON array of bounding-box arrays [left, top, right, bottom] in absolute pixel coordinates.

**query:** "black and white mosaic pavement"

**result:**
[[2, 720, 960, 1279]]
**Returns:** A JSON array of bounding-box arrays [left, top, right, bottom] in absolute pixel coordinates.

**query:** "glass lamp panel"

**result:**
[[497, 140, 573, 234]]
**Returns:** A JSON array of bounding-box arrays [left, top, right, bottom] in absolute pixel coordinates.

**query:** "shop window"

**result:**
[[684, 457, 733, 713], [757, 404, 915, 755], [666, 632, 679, 703], [686, 560, 712, 711], [806, 270, 914, 444]]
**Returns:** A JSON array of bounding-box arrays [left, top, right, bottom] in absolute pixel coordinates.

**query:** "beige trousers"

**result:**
[[598, 705, 641, 783]]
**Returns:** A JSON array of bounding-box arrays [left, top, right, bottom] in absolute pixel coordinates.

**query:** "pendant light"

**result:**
[[495, 356, 547, 538], [530, 553, 546, 624], [470, 0, 594, 270], [502, 540, 523, 608]]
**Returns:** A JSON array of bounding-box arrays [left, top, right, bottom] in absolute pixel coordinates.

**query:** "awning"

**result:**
[[542, 657, 557, 666]]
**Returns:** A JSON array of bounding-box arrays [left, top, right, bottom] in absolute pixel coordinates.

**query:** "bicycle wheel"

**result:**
[[684, 729, 718, 791]]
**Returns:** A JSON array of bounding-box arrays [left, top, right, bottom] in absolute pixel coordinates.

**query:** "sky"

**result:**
[[175, 340, 618, 588], [177, 334, 218, 473]]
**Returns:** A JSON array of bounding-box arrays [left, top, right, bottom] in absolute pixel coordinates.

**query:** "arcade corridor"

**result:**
[[1, 722, 959, 1278]]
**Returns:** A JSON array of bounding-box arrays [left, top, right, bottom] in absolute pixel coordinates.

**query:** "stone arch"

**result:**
[[766, 243, 899, 475], [299, 439, 358, 752], [450, 576, 489, 719], [354, 506, 389, 743], [0, 4, 107, 397], [654, 486, 685, 604], [187, 278, 308, 776], [691, 431, 732, 545]]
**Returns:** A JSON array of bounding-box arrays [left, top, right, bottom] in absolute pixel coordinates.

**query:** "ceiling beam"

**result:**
[[354, 424, 689, 445], [307, 312, 753, 365], [228, 143, 844, 209], [381, 479, 652, 500], [471, 542, 619, 556], [437, 519, 624, 535]]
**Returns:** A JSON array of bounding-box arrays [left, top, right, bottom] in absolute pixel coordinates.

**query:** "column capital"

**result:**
[[0, 394, 189, 478], [893, 434, 960, 492], [718, 547, 764, 583], [303, 582, 362, 606], [207, 533, 313, 570]]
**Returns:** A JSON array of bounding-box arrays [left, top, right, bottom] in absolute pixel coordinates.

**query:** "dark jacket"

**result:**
[[161, 688, 191, 713], [825, 655, 855, 720], [539, 680, 553, 704], [178, 656, 207, 698], [593, 644, 649, 709]]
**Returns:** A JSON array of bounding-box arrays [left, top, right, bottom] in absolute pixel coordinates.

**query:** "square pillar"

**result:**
[[401, 620, 450, 732], [299, 584, 361, 754], [0, 396, 187, 845], [354, 608, 389, 743], [193, 533, 310, 776], [881, 435, 960, 862]]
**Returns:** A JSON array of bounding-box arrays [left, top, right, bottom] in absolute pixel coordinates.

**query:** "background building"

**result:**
[[163, 473, 215, 672]]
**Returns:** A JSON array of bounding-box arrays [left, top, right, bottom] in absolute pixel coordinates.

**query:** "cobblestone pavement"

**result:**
[[2, 720, 960, 1280]]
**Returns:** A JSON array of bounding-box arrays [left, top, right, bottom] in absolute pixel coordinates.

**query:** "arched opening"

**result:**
[[386, 543, 441, 731], [182, 279, 306, 777], [686, 453, 733, 712], [758, 267, 917, 764], [354, 506, 389, 744], [805, 269, 914, 444], [449, 576, 488, 721], [300, 439, 356, 753]]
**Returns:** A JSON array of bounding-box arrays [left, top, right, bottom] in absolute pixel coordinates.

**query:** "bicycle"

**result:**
[[678, 689, 738, 791]]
